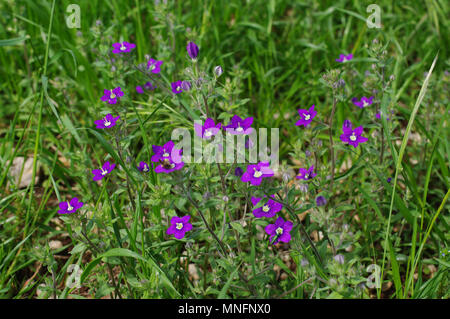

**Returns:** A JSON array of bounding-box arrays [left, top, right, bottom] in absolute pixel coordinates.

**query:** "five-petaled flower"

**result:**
[[265, 217, 293, 244], [296, 165, 317, 181], [171, 81, 183, 94], [224, 115, 253, 135], [194, 118, 222, 139], [336, 53, 353, 62], [186, 42, 199, 60], [58, 197, 83, 214], [241, 162, 274, 186], [147, 58, 163, 74], [167, 215, 193, 239], [295, 105, 317, 127], [101, 87, 124, 104], [137, 161, 151, 172], [92, 161, 116, 181], [94, 113, 120, 129], [251, 195, 282, 218], [352, 96, 374, 108], [339, 119, 368, 148], [112, 41, 136, 54], [151, 141, 184, 174]]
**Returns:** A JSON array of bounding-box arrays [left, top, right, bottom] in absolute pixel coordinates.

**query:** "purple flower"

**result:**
[[295, 105, 317, 127], [136, 82, 156, 94], [316, 195, 327, 207], [336, 53, 353, 63], [181, 81, 192, 91], [376, 112, 381, 119], [194, 118, 222, 139], [234, 167, 244, 177], [171, 81, 183, 94], [58, 197, 83, 214], [166, 215, 193, 239], [138, 161, 151, 172], [351, 96, 374, 108], [101, 87, 124, 104], [224, 115, 253, 135], [339, 120, 368, 148], [334, 254, 345, 264], [387, 177, 392, 183], [92, 161, 116, 181], [251, 195, 282, 218], [186, 42, 199, 60], [151, 141, 179, 162], [241, 162, 274, 186], [265, 217, 293, 244], [112, 41, 136, 54], [147, 58, 164, 74], [151, 141, 184, 174], [94, 113, 120, 129], [296, 165, 317, 181]]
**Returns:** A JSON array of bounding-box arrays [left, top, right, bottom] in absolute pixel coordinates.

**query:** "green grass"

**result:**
[[0, 0, 448, 299]]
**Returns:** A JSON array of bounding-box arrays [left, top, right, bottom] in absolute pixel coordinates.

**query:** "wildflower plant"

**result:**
[[5, 0, 446, 301]]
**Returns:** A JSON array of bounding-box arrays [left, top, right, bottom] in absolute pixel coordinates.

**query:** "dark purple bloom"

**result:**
[[171, 81, 183, 94], [112, 41, 136, 54], [241, 162, 274, 186], [186, 42, 199, 60], [138, 161, 151, 172], [234, 167, 244, 177], [339, 120, 368, 148], [224, 115, 253, 135], [316, 195, 327, 207], [296, 165, 317, 181], [94, 113, 120, 129], [387, 177, 392, 183], [147, 58, 164, 74], [336, 53, 353, 62], [194, 118, 222, 139], [58, 197, 83, 214], [136, 86, 144, 94], [295, 105, 317, 127], [101, 87, 124, 104], [351, 96, 374, 108], [92, 161, 116, 181], [251, 195, 282, 218], [265, 217, 293, 244], [166, 215, 193, 239]]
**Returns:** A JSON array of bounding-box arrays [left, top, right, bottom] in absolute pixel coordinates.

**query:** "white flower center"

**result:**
[[304, 174, 309, 179], [120, 44, 126, 51], [163, 151, 169, 157], [304, 113, 310, 120], [110, 90, 116, 99], [101, 168, 108, 176], [176, 86, 181, 91], [67, 203, 73, 211], [363, 101, 369, 107], [236, 126, 243, 132], [253, 170, 262, 178], [143, 166, 148, 172], [104, 119, 111, 127], [176, 223, 183, 230], [149, 64, 155, 70], [350, 133, 357, 141], [262, 205, 270, 212], [276, 227, 283, 235], [204, 130, 213, 137]]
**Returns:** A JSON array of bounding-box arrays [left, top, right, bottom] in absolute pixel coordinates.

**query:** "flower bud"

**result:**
[[214, 65, 223, 77]]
